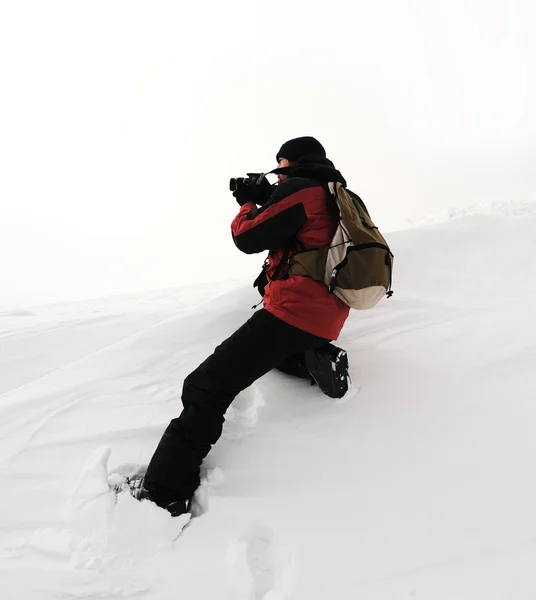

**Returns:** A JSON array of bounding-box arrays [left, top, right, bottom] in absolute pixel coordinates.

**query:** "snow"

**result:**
[[1, 205, 536, 599]]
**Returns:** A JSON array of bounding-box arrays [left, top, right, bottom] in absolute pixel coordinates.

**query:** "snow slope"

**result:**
[[1, 205, 536, 599]]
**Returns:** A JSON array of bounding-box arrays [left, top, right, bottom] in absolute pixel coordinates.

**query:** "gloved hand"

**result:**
[[233, 176, 273, 207], [232, 184, 253, 207], [252, 176, 274, 206]]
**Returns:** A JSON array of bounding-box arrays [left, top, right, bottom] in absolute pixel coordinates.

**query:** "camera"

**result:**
[[229, 173, 265, 192], [229, 172, 273, 206]]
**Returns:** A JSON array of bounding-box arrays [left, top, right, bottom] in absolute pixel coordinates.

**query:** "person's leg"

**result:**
[[275, 343, 351, 400], [143, 309, 328, 509], [275, 352, 311, 380]]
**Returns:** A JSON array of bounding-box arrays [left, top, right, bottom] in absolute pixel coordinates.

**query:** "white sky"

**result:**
[[1, 0, 535, 309]]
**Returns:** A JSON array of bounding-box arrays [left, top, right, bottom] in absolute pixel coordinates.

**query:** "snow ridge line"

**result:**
[[0, 301, 215, 404], [405, 197, 536, 229], [0, 307, 209, 453]]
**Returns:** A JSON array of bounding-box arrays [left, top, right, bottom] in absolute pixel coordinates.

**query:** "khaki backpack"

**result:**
[[288, 182, 394, 309]]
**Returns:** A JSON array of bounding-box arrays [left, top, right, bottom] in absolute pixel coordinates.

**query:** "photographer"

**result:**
[[137, 137, 352, 517]]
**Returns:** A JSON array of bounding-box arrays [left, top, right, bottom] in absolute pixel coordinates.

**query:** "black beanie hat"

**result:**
[[276, 136, 326, 162]]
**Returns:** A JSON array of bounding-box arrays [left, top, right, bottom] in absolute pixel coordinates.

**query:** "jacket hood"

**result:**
[[287, 155, 347, 187]]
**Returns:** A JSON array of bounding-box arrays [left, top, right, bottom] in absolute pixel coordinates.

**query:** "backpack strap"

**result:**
[[270, 235, 307, 282], [271, 246, 292, 281]]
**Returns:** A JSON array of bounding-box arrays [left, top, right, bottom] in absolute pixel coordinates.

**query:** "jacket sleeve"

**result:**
[[231, 181, 311, 254]]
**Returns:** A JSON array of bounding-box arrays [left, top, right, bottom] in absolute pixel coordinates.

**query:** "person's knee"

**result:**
[[182, 366, 233, 413], [182, 365, 211, 405]]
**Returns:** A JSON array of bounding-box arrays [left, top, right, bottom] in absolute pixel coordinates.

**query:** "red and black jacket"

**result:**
[[231, 157, 351, 340]]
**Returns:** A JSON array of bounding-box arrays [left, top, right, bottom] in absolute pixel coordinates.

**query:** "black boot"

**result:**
[[111, 473, 191, 517], [304, 343, 350, 399], [139, 478, 191, 517]]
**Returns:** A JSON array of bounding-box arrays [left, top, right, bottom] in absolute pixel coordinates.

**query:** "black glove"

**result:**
[[233, 175, 273, 207], [252, 176, 274, 206], [233, 184, 253, 206]]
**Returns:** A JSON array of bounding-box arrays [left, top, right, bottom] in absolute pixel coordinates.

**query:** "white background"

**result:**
[[1, 0, 535, 308]]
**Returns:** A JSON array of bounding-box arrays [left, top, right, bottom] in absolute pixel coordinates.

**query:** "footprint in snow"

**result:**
[[226, 520, 293, 599]]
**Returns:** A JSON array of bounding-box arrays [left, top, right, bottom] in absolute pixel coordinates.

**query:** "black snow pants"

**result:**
[[143, 309, 328, 505]]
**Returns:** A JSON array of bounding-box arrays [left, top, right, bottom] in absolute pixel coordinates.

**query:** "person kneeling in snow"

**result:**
[[136, 137, 352, 517]]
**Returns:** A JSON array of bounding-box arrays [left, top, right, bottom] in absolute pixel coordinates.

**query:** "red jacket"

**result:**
[[231, 160, 350, 340]]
